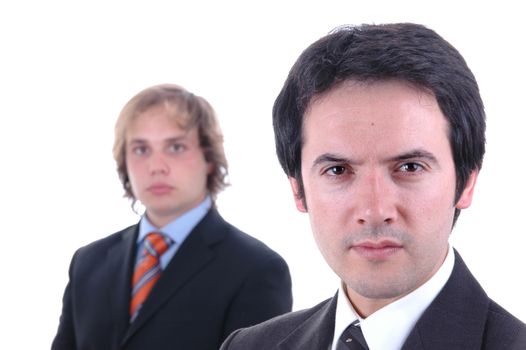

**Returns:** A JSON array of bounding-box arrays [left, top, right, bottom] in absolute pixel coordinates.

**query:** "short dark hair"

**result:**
[[272, 23, 485, 223]]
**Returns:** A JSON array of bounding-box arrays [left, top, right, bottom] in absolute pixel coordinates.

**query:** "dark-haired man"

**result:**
[[221, 23, 526, 350]]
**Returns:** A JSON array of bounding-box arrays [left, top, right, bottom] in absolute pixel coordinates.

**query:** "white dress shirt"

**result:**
[[331, 245, 455, 350]]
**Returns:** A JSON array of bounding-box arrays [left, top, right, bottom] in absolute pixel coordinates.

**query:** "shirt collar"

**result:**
[[137, 195, 212, 246], [332, 245, 455, 350]]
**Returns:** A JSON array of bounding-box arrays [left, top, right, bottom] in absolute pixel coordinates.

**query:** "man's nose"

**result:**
[[353, 169, 397, 226], [148, 152, 169, 175]]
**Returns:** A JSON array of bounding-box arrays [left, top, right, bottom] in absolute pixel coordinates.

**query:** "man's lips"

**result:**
[[147, 184, 174, 195], [351, 240, 403, 260]]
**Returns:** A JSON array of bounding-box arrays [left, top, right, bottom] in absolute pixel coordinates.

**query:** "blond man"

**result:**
[[52, 84, 292, 350]]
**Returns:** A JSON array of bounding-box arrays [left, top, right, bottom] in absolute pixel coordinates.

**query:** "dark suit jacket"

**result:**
[[52, 209, 293, 350], [221, 251, 526, 350]]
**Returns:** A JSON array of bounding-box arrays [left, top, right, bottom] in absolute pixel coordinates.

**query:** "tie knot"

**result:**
[[144, 232, 173, 257]]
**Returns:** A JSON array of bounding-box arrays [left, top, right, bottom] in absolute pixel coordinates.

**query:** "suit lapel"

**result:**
[[121, 209, 225, 345], [106, 225, 138, 344], [279, 295, 337, 350], [402, 250, 489, 350]]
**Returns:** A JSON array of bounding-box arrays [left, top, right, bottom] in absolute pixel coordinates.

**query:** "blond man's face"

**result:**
[[125, 105, 211, 227]]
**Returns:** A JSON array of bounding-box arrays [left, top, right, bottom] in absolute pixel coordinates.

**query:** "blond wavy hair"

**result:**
[[113, 84, 229, 205]]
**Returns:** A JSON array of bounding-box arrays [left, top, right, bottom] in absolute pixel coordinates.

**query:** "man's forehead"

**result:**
[[304, 79, 442, 125], [125, 121, 196, 144], [301, 79, 451, 161], [306, 79, 436, 113]]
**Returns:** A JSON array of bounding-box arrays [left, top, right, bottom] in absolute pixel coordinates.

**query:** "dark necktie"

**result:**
[[130, 232, 173, 322], [336, 320, 369, 350]]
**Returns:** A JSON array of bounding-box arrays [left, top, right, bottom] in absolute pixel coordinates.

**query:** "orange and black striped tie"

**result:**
[[130, 232, 173, 322]]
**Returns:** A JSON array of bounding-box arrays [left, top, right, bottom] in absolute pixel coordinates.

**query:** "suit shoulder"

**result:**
[[484, 300, 526, 349], [73, 224, 137, 259], [219, 219, 285, 263], [222, 298, 332, 348]]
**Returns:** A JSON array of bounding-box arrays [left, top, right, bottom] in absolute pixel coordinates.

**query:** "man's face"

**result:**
[[126, 105, 210, 228], [290, 80, 477, 314]]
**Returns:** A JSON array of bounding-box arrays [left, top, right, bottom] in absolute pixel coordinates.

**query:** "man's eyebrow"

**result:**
[[163, 136, 188, 143], [391, 149, 438, 164], [128, 135, 188, 144], [311, 153, 355, 170], [128, 138, 147, 144], [310, 149, 439, 169]]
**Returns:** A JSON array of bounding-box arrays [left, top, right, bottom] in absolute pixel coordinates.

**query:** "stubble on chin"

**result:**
[[339, 226, 419, 300]]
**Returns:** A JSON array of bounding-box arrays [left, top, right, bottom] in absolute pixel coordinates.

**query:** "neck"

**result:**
[[344, 286, 400, 318]]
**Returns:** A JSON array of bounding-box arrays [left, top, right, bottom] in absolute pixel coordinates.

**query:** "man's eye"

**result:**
[[325, 166, 347, 176], [399, 163, 423, 172], [133, 146, 148, 155], [169, 144, 185, 153]]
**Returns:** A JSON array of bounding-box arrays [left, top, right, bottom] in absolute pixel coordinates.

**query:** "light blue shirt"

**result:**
[[135, 195, 212, 269]]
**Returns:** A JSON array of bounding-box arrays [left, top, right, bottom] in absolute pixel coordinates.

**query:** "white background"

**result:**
[[1, 1, 525, 348]]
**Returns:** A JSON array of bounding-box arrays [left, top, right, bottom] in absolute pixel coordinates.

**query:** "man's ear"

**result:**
[[455, 170, 479, 209], [206, 162, 214, 175], [289, 177, 307, 213]]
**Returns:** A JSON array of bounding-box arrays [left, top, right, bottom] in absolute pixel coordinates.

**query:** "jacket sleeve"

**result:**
[[51, 252, 78, 350]]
